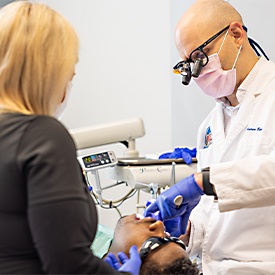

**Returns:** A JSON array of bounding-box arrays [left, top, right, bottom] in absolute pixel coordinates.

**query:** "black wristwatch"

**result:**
[[202, 167, 216, 196]]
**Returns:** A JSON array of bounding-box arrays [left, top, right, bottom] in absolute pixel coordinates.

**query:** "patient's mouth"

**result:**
[[135, 213, 144, 220]]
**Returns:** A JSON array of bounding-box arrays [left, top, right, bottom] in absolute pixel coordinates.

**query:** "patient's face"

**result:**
[[108, 214, 188, 262]]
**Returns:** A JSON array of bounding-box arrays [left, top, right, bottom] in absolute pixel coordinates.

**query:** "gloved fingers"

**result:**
[[143, 201, 160, 218], [117, 251, 129, 264], [163, 218, 181, 238], [104, 253, 121, 270], [118, 245, 140, 264], [145, 199, 156, 208], [129, 245, 140, 259], [118, 246, 141, 275], [104, 256, 113, 267]]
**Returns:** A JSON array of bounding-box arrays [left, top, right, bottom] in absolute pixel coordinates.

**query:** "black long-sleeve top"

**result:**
[[0, 113, 120, 274]]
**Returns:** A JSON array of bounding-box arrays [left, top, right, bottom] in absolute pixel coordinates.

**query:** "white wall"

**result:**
[[229, 0, 275, 62], [41, 0, 172, 158]]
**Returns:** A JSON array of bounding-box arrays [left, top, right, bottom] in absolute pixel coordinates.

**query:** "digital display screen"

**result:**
[[82, 152, 112, 169]]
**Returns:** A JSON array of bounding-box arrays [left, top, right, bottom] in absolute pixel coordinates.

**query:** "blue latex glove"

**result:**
[[163, 218, 181, 237], [159, 147, 197, 165], [104, 253, 121, 270], [144, 199, 162, 220], [144, 174, 204, 234], [145, 201, 189, 237], [145, 201, 184, 237], [104, 245, 141, 275]]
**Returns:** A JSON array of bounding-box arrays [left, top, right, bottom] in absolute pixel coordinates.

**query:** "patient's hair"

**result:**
[[0, 1, 79, 115], [140, 257, 200, 275]]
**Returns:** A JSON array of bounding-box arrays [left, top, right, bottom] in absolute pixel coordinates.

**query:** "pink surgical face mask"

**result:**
[[193, 31, 242, 99]]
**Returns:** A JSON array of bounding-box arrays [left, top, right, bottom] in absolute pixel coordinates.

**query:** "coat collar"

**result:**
[[209, 57, 269, 157]]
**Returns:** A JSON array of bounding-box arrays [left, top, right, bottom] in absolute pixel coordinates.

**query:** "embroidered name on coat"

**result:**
[[247, 127, 263, 131]]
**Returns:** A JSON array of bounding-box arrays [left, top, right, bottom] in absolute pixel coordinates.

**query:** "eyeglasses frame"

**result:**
[[173, 24, 230, 73], [139, 236, 186, 263]]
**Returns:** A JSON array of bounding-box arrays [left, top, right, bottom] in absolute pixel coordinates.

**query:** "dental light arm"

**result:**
[[69, 117, 145, 158]]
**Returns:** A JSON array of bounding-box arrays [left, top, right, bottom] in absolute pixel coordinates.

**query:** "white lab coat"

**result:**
[[189, 57, 275, 274]]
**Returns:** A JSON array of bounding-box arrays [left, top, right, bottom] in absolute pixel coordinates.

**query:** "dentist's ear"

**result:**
[[229, 22, 244, 46]]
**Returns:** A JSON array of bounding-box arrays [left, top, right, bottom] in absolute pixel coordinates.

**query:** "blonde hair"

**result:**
[[0, 1, 79, 115]]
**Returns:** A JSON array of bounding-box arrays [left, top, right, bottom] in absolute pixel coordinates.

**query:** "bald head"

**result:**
[[175, 0, 244, 58], [174, 0, 260, 105]]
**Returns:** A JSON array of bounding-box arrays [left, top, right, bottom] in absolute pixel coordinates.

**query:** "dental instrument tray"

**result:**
[[116, 157, 197, 166], [107, 157, 197, 190]]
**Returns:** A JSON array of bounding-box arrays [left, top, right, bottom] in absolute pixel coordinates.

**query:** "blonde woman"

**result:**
[[0, 2, 140, 274]]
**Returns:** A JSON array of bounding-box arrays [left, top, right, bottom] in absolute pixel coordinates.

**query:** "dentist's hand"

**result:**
[[104, 245, 141, 275], [163, 217, 181, 237], [144, 174, 204, 234], [145, 200, 182, 237]]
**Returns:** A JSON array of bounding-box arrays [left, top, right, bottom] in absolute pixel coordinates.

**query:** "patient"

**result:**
[[102, 214, 199, 274]]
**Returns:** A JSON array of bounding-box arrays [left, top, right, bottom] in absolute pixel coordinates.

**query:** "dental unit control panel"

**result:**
[[78, 150, 117, 171]]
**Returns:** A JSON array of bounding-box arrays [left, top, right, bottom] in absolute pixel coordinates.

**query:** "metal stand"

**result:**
[[170, 161, 176, 186], [91, 170, 103, 206], [149, 183, 159, 199]]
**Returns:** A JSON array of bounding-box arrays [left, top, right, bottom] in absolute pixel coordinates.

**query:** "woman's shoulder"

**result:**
[[28, 115, 74, 145], [8, 113, 76, 150]]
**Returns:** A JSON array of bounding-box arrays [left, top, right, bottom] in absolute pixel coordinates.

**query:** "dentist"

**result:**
[[145, 0, 275, 274]]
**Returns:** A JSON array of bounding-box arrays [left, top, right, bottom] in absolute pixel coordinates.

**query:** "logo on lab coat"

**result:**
[[204, 126, 212, 148]]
